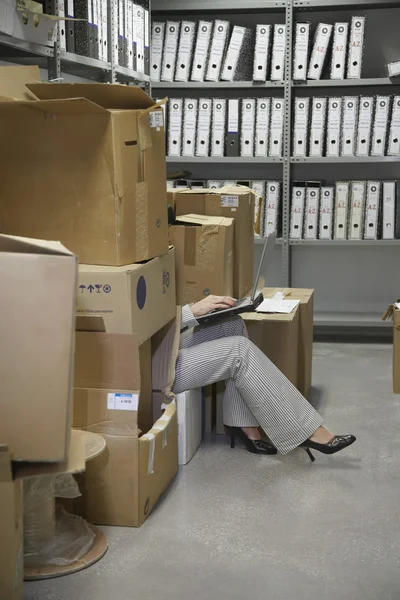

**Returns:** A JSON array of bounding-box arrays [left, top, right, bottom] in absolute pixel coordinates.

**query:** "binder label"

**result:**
[[228, 99, 239, 133]]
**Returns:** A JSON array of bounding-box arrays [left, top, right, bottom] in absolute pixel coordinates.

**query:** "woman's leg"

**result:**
[[173, 335, 324, 455]]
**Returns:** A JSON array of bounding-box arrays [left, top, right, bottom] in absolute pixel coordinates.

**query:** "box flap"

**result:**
[[0, 97, 108, 117], [152, 310, 181, 397], [177, 185, 254, 197], [175, 214, 231, 227], [27, 83, 155, 110], [0, 233, 75, 256], [75, 332, 140, 391], [0, 65, 40, 101]]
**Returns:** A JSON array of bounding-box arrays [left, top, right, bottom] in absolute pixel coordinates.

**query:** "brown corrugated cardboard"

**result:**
[[0, 76, 168, 266], [167, 188, 189, 210], [0, 234, 77, 462], [0, 65, 39, 100], [262, 288, 314, 398], [169, 214, 234, 304], [174, 186, 255, 298], [382, 304, 400, 394], [242, 307, 300, 389], [76, 247, 176, 343], [73, 315, 180, 527]]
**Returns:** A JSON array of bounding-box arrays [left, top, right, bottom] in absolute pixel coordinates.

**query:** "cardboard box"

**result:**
[[174, 186, 255, 298], [0, 72, 168, 266], [167, 188, 189, 210], [0, 0, 58, 47], [262, 288, 314, 398], [169, 214, 234, 304], [0, 234, 77, 463], [73, 316, 180, 527], [153, 388, 202, 465], [76, 247, 176, 343], [382, 304, 400, 394]]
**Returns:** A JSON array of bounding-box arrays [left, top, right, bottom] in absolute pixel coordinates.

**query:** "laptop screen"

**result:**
[[251, 232, 277, 300]]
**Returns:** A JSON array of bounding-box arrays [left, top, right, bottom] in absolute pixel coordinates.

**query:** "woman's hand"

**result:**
[[190, 295, 236, 318]]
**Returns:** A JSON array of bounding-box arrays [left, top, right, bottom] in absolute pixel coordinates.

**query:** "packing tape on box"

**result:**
[[197, 226, 218, 270], [136, 182, 149, 259], [141, 433, 155, 474], [152, 415, 170, 449]]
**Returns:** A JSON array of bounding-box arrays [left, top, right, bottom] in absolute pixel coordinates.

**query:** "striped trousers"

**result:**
[[173, 316, 324, 454]]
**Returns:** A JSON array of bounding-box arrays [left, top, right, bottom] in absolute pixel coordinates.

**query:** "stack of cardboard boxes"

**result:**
[[0, 66, 180, 530]]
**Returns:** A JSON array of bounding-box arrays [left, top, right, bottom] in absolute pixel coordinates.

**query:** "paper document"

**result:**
[[256, 298, 300, 314]]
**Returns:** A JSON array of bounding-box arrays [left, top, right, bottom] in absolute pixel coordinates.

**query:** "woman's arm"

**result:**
[[181, 296, 236, 330], [181, 304, 200, 329]]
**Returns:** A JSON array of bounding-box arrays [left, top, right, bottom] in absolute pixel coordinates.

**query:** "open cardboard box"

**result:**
[[382, 303, 400, 393]]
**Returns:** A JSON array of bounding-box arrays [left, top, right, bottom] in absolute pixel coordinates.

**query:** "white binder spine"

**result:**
[[112, 0, 119, 66], [307, 23, 333, 80], [255, 98, 271, 157], [347, 16, 366, 79], [334, 181, 350, 239], [348, 181, 366, 240], [293, 97, 310, 158], [196, 98, 212, 157], [101, 0, 108, 62], [271, 24, 286, 81], [206, 20, 230, 82], [304, 186, 321, 239], [387, 96, 400, 156], [326, 97, 342, 157], [211, 99, 226, 157], [309, 97, 327, 157], [293, 22, 310, 81], [136, 5, 144, 73], [290, 185, 306, 239], [182, 99, 198, 157], [221, 26, 245, 81], [340, 96, 359, 156], [364, 181, 381, 240], [265, 182, 281, 236], [269, 98, 284, 157], [151, 22, 165, 82], [371, 96, 390, 156], [161, 21, 180, 82], [175, 21, 196, 82], [253, 24, 272, 82], [191, 21, 213, 82], [330, 23, 348, 80], [207, 180, 223, 189], [168, 98, 183, 157], [241, 99, 256, 157], [356, 97, 374, 156], [319, 186, 334, 240], [382, 181, 396, 239]]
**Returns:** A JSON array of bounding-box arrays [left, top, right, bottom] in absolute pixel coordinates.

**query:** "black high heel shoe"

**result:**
[[226, 427, 277, 455], [300, 435, 356, 462]]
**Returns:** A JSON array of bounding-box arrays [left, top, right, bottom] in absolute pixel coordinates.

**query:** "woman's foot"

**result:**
[[227, 427, 277, 455], [300, 427, 356, 462]]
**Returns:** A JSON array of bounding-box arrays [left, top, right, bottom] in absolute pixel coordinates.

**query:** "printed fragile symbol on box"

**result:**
[[78, 284, 112, 294]]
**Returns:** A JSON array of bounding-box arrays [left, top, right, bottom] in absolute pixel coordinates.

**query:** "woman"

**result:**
[[173, 295, 356, 461]]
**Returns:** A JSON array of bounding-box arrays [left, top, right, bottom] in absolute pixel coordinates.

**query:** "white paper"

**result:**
[[256, 298, 301, 314]]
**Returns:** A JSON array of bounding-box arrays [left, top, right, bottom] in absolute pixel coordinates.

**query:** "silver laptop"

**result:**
[[196, 232, 277, 325]]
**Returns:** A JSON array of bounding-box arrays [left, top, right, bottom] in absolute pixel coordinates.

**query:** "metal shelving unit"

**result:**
[[166, 156, 284, 163], [153, 0, 400, 328]]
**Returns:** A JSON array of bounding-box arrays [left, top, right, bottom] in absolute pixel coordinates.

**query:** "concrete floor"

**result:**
[[25, 342, 400, 600]]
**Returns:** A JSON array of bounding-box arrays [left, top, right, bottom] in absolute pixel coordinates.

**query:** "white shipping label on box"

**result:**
[[161, 22, 179, 82], [293, 23, 310, 81], [309, 97, 327, 157], [107, 393, 139, 411], [182, 99, 198, 157], [356, 97, 373, 156], [269, 99, 284, 157], [347, 16, 365, 79], [330, 23, 348, 80], [271, 24, 286, 81], [168, 98, 183, 156], [382, 181, 396, 239], [191, 21, 213, 82], [371, 96, 390, 156], [241, 99, 255, 157], [293, 98, 310, 157], [253, 24, 271, 81], [290, 186, 306, 239], [221, 195, 239, 208], [221, 26, 245, 81], [196, 98, 212, 157], [388, 96, 400, 155], [149, 111, 163, 129], [334, 181, 350, 239], [265, 182, 281, 235], [304, 186, 320, 239], [255, 98, 271, 157], [341, 97, 358, 156], [206, 20, 229, 81], [326, 97, 342, 157], [151, 22, 165, 80], [348, 181, 366, 240], [175, 21, 196, 82], [211, 99, 226, 156], [364, 181, 381, 240], [319, 186, 334, 239], [308, 23, 333, 80]]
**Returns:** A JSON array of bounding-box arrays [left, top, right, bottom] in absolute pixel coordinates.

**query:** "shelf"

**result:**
[[0, 34, 53, 58], [314, 312, 391, 328], [291, 156, 400, 163], [115, 65, 151, 83], [290, 239, 400, 246], [255, 237, 283, 244], [152, 81, 285, 89], [293, 78, 400, 88], [60, 51, 111, 79], [152, 0, 286, 11], [167, 156, 284, 163], [294, 0, 400, 8]]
